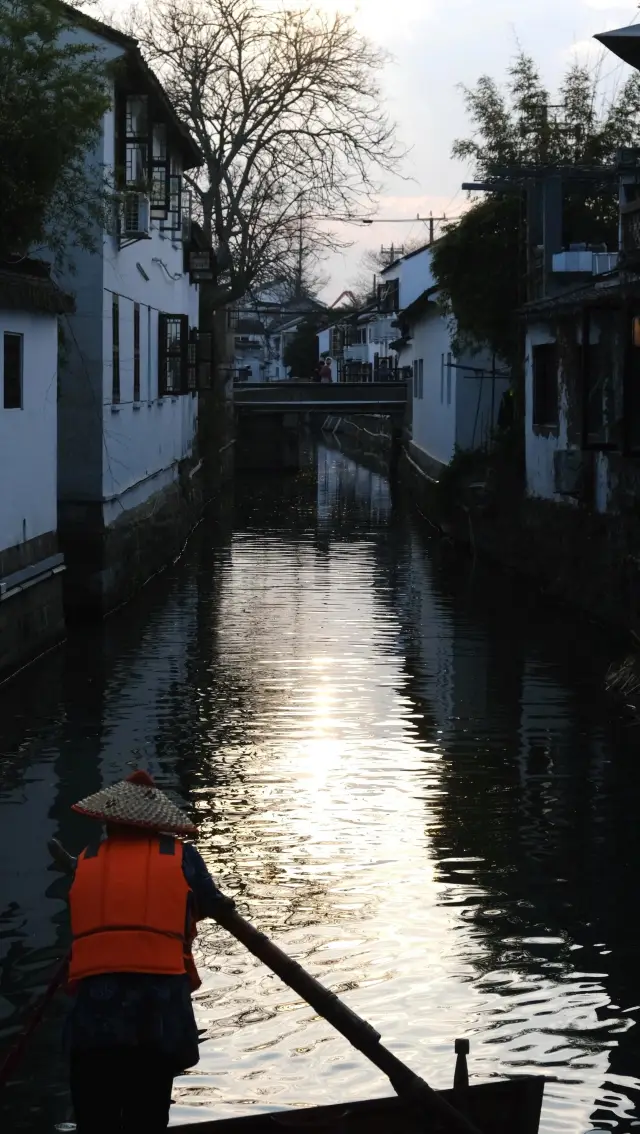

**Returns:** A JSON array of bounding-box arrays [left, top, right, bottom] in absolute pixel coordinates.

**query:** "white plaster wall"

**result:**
[[102, 291, 197, 515], [0, 311, 58, 552], [234, 342, 264, 382], [318, 328, 331, 357], [99, 91, 200, 513], [525, 325, 567, 501], [56, 33, 117, 506], [455, 348, 509, 452], [57, 57, 201, 516], [410, 312, 457, 467], [383, 245, 434, 309], [101, 106, 199, 328]]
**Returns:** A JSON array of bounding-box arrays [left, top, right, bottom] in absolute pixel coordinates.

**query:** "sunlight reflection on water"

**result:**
[[1, 443, 639, 1133]]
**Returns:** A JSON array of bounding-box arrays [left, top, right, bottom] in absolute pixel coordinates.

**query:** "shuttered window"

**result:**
[[532, 343, 558, 428], [133, 303, 141, 402], [158, 313, 187, 396], [112, 294, 120, 404], [3, 333, 23, 409]]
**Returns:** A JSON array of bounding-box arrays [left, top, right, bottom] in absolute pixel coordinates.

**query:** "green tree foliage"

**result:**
[[283, 316, 323, 379], [433, 53, 640, 365], [0, 0, 111, 264]]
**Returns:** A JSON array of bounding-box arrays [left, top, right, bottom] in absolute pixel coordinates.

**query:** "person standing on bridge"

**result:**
[[51, 770, 234, 1134], [319, 358, 332, 383]]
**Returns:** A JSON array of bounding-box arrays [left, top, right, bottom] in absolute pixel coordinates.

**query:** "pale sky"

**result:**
[[106, 0, 640, 300]]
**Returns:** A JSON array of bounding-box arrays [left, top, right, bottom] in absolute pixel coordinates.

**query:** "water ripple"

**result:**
[[0, 443, 638, 1132]]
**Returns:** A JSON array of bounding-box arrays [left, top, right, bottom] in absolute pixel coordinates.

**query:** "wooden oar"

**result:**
[[210, 901, 483, 1134], [47, 842, 482, 1134]]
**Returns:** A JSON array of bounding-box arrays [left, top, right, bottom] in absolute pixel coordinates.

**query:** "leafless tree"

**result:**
[[126, 0, 402, 309]]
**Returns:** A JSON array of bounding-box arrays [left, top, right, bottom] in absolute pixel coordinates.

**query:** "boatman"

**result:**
[[52, 770, 234, 1134]]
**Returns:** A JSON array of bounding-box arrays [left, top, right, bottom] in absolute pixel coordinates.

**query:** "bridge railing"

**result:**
[[232, 380, 409, 408]]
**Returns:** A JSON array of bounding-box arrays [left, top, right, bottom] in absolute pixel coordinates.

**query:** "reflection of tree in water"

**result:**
[[6, 441, 640, 1127], [376, 519, 640, 1126]]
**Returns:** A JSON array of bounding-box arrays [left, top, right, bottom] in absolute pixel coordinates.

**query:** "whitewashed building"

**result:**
[[317, 308, 399, 383], [57, 9, 211, 613], [232, 285, 326, 382], [380, 245, 509, 478], [0, 261, 72, 678], [518, 20, 640, 511]]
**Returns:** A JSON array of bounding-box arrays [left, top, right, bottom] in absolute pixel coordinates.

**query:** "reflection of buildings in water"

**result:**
[[385, 526, 640, 1130], [316, 445, 392, 530], [4, 451, 640, 1128], [97, 586, 199, 791], [385, 529, 495, 739]]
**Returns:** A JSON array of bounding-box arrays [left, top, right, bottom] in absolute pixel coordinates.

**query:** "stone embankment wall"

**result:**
[[401, 446, 640, 637]]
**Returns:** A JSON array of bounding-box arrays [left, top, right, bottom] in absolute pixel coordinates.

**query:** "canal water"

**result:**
[[1, 439, 639, 1133]]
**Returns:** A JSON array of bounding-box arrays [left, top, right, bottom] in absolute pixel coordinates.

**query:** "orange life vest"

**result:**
[[68, 833, 201, 990]]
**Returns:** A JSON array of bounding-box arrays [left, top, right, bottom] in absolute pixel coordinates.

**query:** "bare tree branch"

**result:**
[[122, 0, 403, 307]]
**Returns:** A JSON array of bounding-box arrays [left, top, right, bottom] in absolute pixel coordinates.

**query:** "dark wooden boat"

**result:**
[[170, 1075, 544, 1133]]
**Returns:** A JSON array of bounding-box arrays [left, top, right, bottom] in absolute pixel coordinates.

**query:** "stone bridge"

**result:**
[[233, 380, 409, 417]]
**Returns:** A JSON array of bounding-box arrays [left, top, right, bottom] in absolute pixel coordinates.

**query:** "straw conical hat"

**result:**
[[72, 770, 198, 836]]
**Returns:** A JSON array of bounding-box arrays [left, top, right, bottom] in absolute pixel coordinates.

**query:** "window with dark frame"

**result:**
[[378, 277, 399, 314], [163, 175, 183, 232], [133, 303, 141, 402], [112, 294, 120, 404], [627, 312, 640, 453], [158, 313, 188, 395], [532, 343, 558, 428], [124, 96, 148, 188], [3, 333, 23, 409], [117, 94, 177, 225], [150, 124, 170, 219], [418, 358, 424, 400], [187, 328, 197, 392]]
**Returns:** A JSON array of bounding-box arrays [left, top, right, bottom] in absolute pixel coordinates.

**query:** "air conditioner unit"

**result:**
[[120, 193, 151, 240]]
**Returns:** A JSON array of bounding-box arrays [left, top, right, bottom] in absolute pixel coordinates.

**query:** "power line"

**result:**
[[309, 213, 464, 226]]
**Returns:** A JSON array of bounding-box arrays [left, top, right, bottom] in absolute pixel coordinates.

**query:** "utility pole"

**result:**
[[296, 203, 303, 299], [380, 244, 404, 265]]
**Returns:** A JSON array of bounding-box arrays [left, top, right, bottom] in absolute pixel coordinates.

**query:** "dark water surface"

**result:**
[[1, 441, 640, 1133]]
